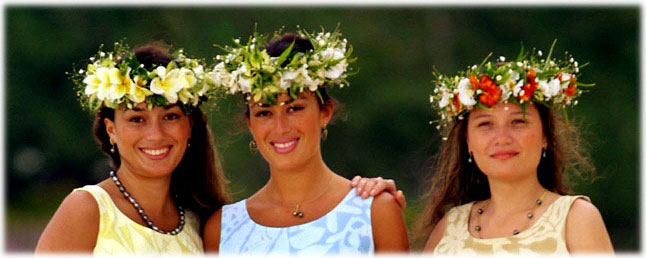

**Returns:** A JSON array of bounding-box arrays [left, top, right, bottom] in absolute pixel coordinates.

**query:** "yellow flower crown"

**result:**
[[210, 26, 356, 105], [70, 40, 215, 113]]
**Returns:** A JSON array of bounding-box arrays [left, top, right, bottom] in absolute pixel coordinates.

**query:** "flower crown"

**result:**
[[429, 40, 593, 134], [70, 40, 215, 113], [209, 26, 356, 105]]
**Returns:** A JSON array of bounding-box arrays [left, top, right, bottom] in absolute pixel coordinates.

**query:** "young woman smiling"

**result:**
[[203, 30, 409, 254], [36, 42, 229, 254], [419, 45, 613, 254]]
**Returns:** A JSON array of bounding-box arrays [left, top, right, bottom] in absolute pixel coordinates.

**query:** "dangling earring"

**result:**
[[321, 127, 328, 141], [187, 138, 191, 148], [542, 148, 547, 158], [468, 152, 473, 163], [249, 140, 258, 153], [109, 138, 116, 153]]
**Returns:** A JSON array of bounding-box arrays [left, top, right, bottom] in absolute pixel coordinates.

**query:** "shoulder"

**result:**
[[370, 192, 409, 252], [203, 208, 223, 253], [35, 187, 100, 253], [423, 214, 448, 253], [565, 197, 614, 253]]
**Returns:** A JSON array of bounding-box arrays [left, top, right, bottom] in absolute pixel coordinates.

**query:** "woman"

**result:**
[[36, 41, 230, 254], [420, 43, 613, 254], [203, 29, 409, 254]]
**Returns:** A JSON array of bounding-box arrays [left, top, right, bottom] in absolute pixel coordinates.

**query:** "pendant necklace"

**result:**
[[110, 171, 185, 235], [474, 190, 547, 237]]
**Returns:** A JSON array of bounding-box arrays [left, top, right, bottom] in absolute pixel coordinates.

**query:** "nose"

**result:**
[[493, 125, 513, 146], [273, 110, 290, 134], [145, 117, 165, 141]]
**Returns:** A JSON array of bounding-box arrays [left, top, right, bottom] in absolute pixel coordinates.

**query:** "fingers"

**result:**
[[351, 176, 361, 187], [361, 179, 377, 198], [395, 190, 407, 210], [355, 177, 368, 196]]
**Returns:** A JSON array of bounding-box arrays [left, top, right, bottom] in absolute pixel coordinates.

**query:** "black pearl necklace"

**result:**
[[110, 171, 185, 235], [474, 190, 547, 237]]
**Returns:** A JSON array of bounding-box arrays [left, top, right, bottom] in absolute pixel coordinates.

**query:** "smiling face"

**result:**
[[105, 103, 192, 178], [466, 102, 547, 181], [247, 92, 333, 172]]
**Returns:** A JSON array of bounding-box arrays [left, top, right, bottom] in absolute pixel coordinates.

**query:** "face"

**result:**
[[105, 104, 192, 178], [247, 92, 333, 171], [466, 102, 546, 181]]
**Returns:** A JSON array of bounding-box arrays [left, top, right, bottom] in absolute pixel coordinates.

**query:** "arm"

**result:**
[[565, 198, 614, 254], [371, 192, 409, 252], [352, 176, 406, 209], [423, 215, 447, 253], [203, 208, 223, 253], [35, 190, 99, 253]]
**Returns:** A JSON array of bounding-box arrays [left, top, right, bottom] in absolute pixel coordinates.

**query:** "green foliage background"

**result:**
[[5, 6, 639, 252]]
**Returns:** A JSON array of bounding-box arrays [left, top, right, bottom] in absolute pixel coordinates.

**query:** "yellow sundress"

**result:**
[[434, 195, 590, 255], [74, 185, 203, 254]]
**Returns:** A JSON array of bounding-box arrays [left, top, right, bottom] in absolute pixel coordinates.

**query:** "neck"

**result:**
[[485, 172, 545, 215], [265, 151, 335, 205], [115, 165, 174, 215]]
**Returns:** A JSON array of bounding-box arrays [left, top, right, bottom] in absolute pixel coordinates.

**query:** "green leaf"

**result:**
[[276, 40, 296, 67]]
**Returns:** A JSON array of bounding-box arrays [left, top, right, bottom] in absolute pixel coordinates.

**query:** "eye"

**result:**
[[164, 113, 181, 120], [512, 118, 527, 125], [287, 105, 304, 113], [128, 116, 144, 123], [477, 121, 492, 127], [254, 110, 271, 117]]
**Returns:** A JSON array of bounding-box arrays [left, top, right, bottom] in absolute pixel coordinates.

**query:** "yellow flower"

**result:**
[[128, 75, 152, 103], [150, 66, 189, 104], [83, 67, 132, 102]]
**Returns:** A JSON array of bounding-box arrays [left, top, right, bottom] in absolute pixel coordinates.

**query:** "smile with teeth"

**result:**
[[141, 147, 170, 156], [274, 141, 296, 148]]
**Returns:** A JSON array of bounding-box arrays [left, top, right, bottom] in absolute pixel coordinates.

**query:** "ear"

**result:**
[[319, 100, 335, 128], [104, 117, 116, 144]]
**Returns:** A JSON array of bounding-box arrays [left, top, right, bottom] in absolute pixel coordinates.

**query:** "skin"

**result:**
[[203, 92, 409, 253], [36, 104, 191, 253], [424, 103, 612, 253]]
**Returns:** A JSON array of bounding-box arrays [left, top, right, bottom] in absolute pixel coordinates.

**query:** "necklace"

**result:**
[[474, 190, 547, 237], [267, 175, 334, 218], [110, 171, 185, 235]]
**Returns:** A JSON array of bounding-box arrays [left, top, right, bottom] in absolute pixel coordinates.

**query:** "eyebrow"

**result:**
[[252, 98, 295, 108]]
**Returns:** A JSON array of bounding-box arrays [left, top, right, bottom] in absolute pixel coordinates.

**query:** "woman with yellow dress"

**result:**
[[420, 42, 613, 254]]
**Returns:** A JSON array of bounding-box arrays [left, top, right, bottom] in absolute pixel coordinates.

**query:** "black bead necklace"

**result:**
[[474, 190, 547, 237], [110, 171, 185, 235]]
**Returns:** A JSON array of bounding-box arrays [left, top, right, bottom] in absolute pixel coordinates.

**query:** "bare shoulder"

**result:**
[[371, 192, 409, 252], [565, 198, 614, 253], [35, 189, 100, 253], [423, 214, 448, 253], [203, 208, 223, 253]]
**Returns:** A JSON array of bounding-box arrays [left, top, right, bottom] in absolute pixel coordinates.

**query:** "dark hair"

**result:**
[[244, 33, 333, 118], [92, 42, 230, 229], [413, 103, 594, 248]]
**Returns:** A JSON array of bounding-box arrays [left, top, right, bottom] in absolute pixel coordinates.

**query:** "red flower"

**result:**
[[469, 74, 480, 90], [477, 75, 502, 107], [564, 77, 577, 97], [521, 68, 538, 101], [453, 93, 461, 113]]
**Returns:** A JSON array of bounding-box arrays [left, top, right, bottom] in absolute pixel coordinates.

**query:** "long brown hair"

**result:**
[[91, 42, 231, 230], [413, 104, 594, 248]]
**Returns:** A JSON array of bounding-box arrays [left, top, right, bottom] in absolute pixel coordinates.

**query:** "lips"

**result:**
[[270, 138, 299, 153], [490, 150, 519, 160], [139, 146, 172, 160]]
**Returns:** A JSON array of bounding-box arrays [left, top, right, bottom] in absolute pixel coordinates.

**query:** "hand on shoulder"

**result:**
[[566, 198, 614, 254], [203, 208, 223, 253], [35, 189, 100, 253], [370, 192, 409, 252]]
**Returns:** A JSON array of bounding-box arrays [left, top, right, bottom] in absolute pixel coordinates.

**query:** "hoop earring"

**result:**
[[321, 127, 328, 141], [468, 152, 473, 163], [249, 140, 258, 153]]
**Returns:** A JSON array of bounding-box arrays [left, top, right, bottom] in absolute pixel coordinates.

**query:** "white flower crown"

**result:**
[[71, 40, 215, 112], [429, 40, 594, 135], [209, 26, 356, 105]]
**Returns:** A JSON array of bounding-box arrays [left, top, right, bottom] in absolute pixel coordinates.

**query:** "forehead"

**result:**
[[469, 102, 539, 118], [248, 91, 316, 107], [119, 103, 181, 114]]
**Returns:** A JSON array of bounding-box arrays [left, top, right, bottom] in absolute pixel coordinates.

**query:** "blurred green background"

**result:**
[[5, 6, 639, 252]]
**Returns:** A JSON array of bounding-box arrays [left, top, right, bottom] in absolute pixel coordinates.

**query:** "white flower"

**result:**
[[238, 75, 252, 93], [457, 78, 476, 107], [513, 80, 525, 97], [438, 90, 450, 108], [150, 66, 189, 104], [128, 75, 152, 103], [281, 65, 320, 91], [324, 60, 347, 80], [83, 67, 130, 101], [539, 79, 561, 98]]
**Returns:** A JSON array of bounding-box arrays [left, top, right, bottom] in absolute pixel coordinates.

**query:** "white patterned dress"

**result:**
[[219, 188, 374, 254]]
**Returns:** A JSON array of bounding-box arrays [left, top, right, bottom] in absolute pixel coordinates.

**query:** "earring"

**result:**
[[109, 138, 116, 153], [187, 138, 191, 148], [321, 127, 328, 141], [249, 140, 258, 153], [468, 152, 473, 163], [542, 148, 547, 158]]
